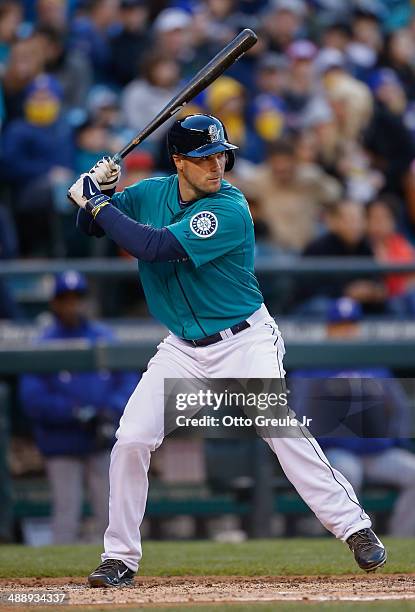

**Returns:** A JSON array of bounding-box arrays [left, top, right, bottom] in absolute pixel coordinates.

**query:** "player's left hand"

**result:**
[[90, 156, 121, 192], [67, 173, 101, 209]]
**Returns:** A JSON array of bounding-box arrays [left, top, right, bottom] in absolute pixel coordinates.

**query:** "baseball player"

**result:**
[[68, 114, 387, 588]]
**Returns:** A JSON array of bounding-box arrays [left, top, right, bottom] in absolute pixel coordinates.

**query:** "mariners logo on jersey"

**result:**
[[190, 211, 218, 237], [208, 124, 220, 143]]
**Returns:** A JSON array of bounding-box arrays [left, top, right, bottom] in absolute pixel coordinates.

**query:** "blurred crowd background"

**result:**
[[2, 0, 415, 318], [1, 0, 415, 547]]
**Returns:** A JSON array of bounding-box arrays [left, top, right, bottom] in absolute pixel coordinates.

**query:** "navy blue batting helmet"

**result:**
[[167, 114, 238, 171]]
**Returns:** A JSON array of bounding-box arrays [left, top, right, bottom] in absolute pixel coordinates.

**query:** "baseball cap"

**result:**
[[368, 68, 402, 93], [153, 8, 192, 33], [269, 0, 307, 17], [302, 97, 334, 127], [347, 42, 377, 69], [257, 52, 289, 72], [327, 298, 362, 323], [286, 40, 318, 61], [315, 48, 346, 74], [25, 74, 63, 101], [53, 271, 88, 298], [87, 86, 119, 114]]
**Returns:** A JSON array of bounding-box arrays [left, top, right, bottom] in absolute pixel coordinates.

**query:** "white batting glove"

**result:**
[[90, 156, 121, 192], [67, 172, 102, 209]]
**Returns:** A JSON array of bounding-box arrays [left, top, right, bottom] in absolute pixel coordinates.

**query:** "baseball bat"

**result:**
[[112, 28, 258, 165]]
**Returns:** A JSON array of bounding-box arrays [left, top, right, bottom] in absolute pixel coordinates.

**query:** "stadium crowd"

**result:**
[[1, 0, 415, 317]]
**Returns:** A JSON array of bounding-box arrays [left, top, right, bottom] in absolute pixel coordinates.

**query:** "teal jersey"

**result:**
[[111, 174, 263, 339]]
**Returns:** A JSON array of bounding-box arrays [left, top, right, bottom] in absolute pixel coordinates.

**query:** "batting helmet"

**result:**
[[167, 114, 238, 171]]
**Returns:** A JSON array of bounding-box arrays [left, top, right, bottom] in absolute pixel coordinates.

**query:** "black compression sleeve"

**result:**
[[93, 204, 188, 262], [76, 208, 106, 238]]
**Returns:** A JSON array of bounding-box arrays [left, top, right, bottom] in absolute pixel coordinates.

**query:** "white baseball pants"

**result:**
[[102, 304, 371, 571]]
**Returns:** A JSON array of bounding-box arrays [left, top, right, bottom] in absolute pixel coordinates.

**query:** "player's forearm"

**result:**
[[91, 203, 188, 262]]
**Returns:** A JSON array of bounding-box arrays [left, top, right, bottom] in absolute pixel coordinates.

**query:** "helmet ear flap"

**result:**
[[222, 123, 235, 171], [225, 150, 235, 172]]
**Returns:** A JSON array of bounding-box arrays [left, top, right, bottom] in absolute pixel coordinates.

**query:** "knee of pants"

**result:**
[[115, 411, 164, 450], [114, 429, 161, 453]]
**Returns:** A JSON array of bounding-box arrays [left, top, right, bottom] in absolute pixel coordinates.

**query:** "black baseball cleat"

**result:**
[[88, 559, 135, 587], [346, 528, 387, 572]]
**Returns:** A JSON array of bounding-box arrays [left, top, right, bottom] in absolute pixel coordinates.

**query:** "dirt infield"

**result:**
[[0, 574, 414, 606]]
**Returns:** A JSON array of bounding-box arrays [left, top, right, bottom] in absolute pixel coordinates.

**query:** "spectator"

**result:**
[[121, 50, 180, 151], [204, 75, 262, 163], [300, 199, 386, 314], [335, 140, 384, 204], [2, 74, 74, 255], [262, 0, 308, 54], [152, 8, 194, 76], [249, 53, 288, 146], [324, 73, 373, 142], [320, 20, 352, 53], [36, 0, 68, 34], [200, 0, 239, 46], [0, 0, 23, 72], [69, 0, 119, 82], [20, 271, 138, 544], [283, 39, 319, 130], [2, 35, 45, 122], [347, 6, 381, 80], [86, 86, 128, 149], [383, 28, 415, 102], [75, 116, 116, 175], [366, 194, 415, 310], [365, 68, 415, 198], [35, 25, 93, 111], [291, 297, 415, 536], [351, 4, 384, 57], [109, 0, 149, 87], [303, 97, 342, 177], [245, 139, 341, 251]]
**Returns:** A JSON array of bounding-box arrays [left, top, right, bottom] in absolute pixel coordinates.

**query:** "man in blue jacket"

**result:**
[[2, 74, 74, 255], [291, 297, 415, 536], [20, 271, 138, 544]]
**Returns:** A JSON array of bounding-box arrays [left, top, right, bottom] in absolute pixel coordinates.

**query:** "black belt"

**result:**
[[182, 320, 250, 347]]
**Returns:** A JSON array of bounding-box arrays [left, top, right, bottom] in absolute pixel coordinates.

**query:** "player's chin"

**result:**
[[204, 178, 222, 192]]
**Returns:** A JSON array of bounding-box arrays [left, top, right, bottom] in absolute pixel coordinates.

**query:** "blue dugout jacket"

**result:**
[[20, 318, 138, 457], [290, 367, 411, 455]]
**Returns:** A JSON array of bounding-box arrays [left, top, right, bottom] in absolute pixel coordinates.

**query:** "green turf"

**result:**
[[0, 538, 413, 578]]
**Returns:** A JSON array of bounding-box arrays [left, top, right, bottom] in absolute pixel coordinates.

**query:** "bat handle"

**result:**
[[112, 153, 122, 166]]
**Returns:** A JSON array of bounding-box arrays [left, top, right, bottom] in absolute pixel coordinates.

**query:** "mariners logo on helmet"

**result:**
[[190, 211, 218, 238], [167, 114, 238, 171], [208, 124, 220, 143]]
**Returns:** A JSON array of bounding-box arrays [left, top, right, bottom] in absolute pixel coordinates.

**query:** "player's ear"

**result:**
[[172, 154, 182, 171]]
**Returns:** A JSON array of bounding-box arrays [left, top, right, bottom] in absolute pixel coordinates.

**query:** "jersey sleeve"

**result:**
[[110, 182, 143, 220], [167, 204, 247, 268]]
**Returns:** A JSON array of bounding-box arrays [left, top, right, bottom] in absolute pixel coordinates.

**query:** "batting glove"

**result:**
[[67, 173, 111, 217], [90, 156, 121, 192]]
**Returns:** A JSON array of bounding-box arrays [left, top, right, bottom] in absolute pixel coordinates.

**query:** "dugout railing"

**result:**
[[2, 255, 415, 277]]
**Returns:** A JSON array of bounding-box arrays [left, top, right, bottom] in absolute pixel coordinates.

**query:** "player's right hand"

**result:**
[[90, 156, 121, 192], [67, 172, 101, 209]]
